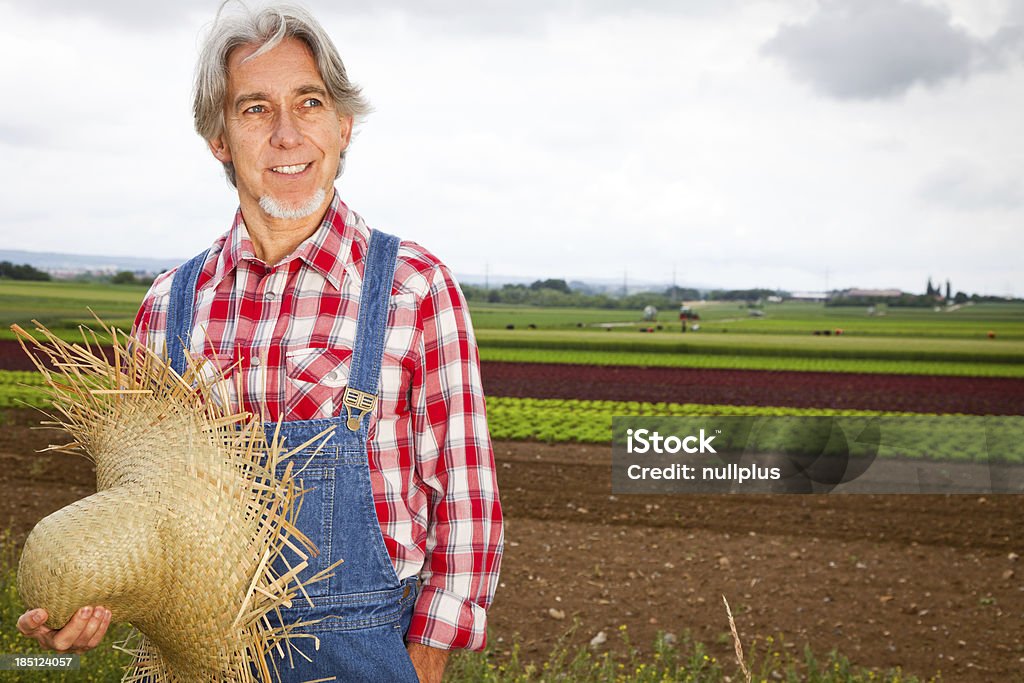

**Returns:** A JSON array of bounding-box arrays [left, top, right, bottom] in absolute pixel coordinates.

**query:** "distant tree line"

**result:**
[[828, 275, 1010, 307], [704, 288, 781, 302], [461, 280, 786, 310], [110, 271, 155, 286], [470, 276, 1018, 311], [828, 293, 937, 308], [828, 290, 1007, 307], [464, 280, 676, 310], [0, 261, 160, 285], [0, 261, 51, 281]]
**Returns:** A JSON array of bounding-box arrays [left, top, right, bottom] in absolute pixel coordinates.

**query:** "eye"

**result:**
[[244, 104, 267, 114], [303, 98, 323, 108]]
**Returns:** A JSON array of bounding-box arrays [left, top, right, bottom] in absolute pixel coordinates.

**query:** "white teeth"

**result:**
[[272, 163, 309, 174]]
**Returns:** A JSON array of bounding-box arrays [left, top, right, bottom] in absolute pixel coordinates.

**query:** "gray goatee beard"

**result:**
[[259, 188, 326, 220]]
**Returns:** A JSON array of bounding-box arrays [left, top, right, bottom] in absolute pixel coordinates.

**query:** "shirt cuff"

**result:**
[[406, 584, 489, 651]]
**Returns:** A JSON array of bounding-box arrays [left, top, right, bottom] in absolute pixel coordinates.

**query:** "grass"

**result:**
[[447, 626, 941, 682]]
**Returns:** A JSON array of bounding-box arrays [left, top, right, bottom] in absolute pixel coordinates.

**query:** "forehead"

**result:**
[[225, 37, 325, 94]]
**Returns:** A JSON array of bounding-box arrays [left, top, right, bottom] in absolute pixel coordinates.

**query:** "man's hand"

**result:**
[[407, 642, 449, 683], [17, 607, 111, 653]]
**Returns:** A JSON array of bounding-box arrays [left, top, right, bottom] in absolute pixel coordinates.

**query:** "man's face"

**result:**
[[208, 37, 352, 221]]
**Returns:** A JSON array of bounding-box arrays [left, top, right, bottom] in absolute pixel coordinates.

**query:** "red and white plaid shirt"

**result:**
[[133, 191, 503, 651]]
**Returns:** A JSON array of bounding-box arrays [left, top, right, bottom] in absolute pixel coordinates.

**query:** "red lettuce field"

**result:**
[[480, 361, 1024, 415]]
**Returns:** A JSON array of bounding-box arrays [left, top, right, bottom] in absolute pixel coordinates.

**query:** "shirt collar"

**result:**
[[207, 190, 354, 291]]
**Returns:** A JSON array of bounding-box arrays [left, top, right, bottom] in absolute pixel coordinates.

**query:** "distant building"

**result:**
[[843, 288, 902, 298], [790, 291, 828, 301]]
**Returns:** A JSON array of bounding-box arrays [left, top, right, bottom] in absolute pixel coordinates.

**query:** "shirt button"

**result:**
[[325, 370, 338, 381], [251, 357, 262, 367], [265, 291, 277, 301]]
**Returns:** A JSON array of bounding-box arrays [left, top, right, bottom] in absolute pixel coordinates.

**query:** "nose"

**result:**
[[271, 109, 304, 149]]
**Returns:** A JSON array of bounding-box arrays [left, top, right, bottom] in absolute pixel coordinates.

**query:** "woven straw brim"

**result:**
[[13, 321, 339, 682]]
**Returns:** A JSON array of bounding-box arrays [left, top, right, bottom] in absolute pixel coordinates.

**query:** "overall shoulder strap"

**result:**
[[165, 249, 210, 376], [342, 230, 400, 431]]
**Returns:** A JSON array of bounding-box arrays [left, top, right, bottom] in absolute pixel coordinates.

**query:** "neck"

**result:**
[[238, 190, 333, 265]]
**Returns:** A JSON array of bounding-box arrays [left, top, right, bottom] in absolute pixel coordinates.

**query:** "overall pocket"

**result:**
[[277, 456, 337, 599]]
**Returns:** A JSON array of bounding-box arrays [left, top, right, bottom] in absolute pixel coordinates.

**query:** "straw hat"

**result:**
[[13, 321, 339, 682]]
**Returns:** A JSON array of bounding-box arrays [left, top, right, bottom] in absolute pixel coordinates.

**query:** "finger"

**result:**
[[74, 610, 110, 651], [16, 609, 51, 637], [50, 607, 94, 653], [83, 609, 111, 650]]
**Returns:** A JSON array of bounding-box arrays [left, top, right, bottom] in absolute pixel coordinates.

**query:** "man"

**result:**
[[17, 5, 503, 682]]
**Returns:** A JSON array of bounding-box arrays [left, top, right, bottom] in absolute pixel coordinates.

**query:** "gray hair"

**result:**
[[193, 2, 370, 186]]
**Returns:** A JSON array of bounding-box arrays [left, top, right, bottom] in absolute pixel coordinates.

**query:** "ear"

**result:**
[[338, 115, 354, 151], [207, 135, 232, 164]]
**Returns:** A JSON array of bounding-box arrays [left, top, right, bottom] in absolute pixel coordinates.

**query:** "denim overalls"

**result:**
[[167, 230, 420, 682]]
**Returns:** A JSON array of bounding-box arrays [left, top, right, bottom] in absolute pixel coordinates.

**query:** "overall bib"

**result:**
[[167, 230, 420, 682]]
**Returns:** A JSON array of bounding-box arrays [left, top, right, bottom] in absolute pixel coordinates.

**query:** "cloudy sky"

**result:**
[[1, 0, 1021, 295]]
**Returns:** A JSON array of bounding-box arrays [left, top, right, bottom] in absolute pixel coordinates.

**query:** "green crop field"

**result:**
[[472, 300, 1024, 339], [478, 347, 1024, 377], [4, 281, 1024, 376], [475, 328, 1024, 377], [485, 396, 1024, 461], [472, 301, 1024, 376], [475, 329, 1024, 362], [0, 280, 148, 340]]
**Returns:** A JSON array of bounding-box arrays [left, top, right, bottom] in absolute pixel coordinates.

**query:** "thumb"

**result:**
[[24, 608, 49, 629]]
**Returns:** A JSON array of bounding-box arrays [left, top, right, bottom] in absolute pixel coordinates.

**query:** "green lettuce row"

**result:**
[[6, 374, 1020, 463], [485, 397, 1024, 463], [485, 396, 892, 444], [478, 347, 1024, 378], [0, 372, 46, 409]]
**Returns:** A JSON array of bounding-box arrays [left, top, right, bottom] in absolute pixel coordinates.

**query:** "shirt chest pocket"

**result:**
[[190, 352, 238, 412], [285, 347, 352, 419]]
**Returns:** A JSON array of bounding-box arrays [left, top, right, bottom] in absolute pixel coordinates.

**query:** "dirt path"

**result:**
[[2, 410, 1021, 681]]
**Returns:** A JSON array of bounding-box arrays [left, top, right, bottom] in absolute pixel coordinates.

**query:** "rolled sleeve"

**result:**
[[407, 584, 489, 650], [407, 263, 503, 651]]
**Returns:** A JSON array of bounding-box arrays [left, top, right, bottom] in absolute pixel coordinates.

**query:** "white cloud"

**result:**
[[762, 0, 1024, 100]]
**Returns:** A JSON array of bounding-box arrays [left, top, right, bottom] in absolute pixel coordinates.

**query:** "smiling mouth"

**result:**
[[270, 163, 311, 175]]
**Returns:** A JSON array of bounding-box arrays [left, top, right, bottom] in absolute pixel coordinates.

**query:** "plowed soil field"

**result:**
[[2, 342, 1023, 680]]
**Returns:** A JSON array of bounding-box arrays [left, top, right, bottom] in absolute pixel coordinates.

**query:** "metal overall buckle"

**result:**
[[342, 386, 377, 431]]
